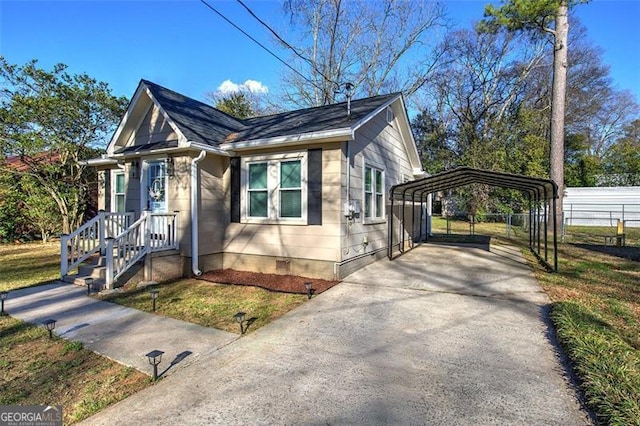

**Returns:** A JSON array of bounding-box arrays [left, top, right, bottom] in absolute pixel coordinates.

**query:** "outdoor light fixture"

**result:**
[[145, 349, 164, 381], [149, 288, 159, 312], [43, 319, 57, 339], [304, 282, 313, 299], [166, 157, 175, 177], [234, 311, 246, 334], [0, 291, 7, 316], [86, 278, 94, 296]]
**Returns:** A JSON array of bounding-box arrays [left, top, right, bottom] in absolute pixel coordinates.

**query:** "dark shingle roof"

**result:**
[[115, 140, 179, 155], [141, 80, 399, 147], [141, 80, 245, 146], [229, 93, 399, 143]]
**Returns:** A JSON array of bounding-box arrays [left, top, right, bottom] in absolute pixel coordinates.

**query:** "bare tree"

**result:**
[[280, 0, 448, 107]]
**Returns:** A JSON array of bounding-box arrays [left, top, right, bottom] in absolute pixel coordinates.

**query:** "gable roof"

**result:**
[[140, 80, 244, 147], [104, 80, 419, 172]]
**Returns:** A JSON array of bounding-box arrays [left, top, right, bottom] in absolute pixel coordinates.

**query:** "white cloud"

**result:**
[[217, 79, 268, 94]]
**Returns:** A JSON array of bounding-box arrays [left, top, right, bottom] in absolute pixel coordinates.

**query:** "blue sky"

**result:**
[[1, 0, 639, 105]]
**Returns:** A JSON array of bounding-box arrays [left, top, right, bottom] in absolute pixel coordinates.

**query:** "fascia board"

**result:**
[[188, 141, 231, 157], [83, 157, 119, 166], [219, 127, 353, 151], [350, 94, 400, 133]]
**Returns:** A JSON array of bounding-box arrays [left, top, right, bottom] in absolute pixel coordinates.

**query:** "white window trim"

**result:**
[[111, 170, 126, 213], [362, 159, 386, 224], [241, 152, 308, 224]]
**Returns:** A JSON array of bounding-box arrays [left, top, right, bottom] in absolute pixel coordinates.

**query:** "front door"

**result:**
[[146, 160, 167, 213]]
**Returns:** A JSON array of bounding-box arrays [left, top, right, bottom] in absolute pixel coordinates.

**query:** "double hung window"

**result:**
[[364, 165, 384, 220], [113, 172, 126, 213], [245, 154, 305, 222]]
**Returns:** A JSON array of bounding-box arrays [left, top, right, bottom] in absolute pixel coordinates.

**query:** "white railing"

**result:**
[[105, 211, 178, 288], [61, 211, 134, 277]]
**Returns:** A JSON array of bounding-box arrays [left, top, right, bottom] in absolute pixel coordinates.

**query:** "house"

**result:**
[[62, 80, 425, 288]]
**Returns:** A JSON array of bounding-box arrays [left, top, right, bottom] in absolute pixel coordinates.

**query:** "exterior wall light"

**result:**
[[145, 349, 164, 381], [0, 291, 8, 315], [304, 282, 313, 299], [43, 319, 57, 339], [167, 157, 175, 177], [234, 311, 246, 334], [149, 288, 159, 312]]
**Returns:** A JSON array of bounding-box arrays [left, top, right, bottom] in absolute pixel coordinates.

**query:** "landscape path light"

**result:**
[[86, 278, 94, 295], [149, 288, 159, 312], [234, 311, 246, 334], [0, 291, 7, 315], [304, 282, 313, 299], [145, 349, 164, 381], [43, 319, 57, 339]]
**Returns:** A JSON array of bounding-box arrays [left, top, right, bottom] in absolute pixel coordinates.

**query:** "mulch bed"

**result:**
[[199, 269, 341, 295]]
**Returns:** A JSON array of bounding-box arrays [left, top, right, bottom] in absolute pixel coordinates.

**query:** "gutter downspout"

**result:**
[[191, 150, 206, 276]]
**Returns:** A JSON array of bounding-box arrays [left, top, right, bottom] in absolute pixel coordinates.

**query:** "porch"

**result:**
[[61, 211, 180, 289]]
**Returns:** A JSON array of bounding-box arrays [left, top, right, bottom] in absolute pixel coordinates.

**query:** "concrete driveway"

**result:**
[[83, 243, 591, 425]]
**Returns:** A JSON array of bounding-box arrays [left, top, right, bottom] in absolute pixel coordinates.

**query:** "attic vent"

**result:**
[[386, 106, 395, 124]]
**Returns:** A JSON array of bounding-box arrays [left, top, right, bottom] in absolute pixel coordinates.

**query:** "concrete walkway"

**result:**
[[5, 282, 237, 375], [78, 242, 591, 425]]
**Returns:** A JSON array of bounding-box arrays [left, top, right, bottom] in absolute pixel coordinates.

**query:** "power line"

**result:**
[[235, 0, 338, 88], [198, 0, 322, 93]]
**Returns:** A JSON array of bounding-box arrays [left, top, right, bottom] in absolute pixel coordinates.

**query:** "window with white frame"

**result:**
[[244, 154, 306, 221], [113, 171, 126, 213], [364, 165, 384, 220]]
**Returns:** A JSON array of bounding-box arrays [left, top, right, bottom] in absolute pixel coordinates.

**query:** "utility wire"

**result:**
[[199, 0, 321, 92], [235, 0, 339, 88]]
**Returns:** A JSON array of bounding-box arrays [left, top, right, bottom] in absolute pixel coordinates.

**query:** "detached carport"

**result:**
[[388, 166, 559, 271]]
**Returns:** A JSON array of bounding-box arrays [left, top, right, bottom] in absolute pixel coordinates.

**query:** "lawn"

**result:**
[[97, 278, 309, 334], [0, 242, 152, 424], [0, 315, 150, 424], [432, 217, 640, 424], [0, 242, 61, 291]]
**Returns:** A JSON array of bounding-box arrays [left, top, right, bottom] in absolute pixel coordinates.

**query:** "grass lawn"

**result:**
[[97, 278, 308, 334], [432, 217, 640, 424], [0, 242, 151, 423], [0, 315, 150, 424], [0, 242, 61, 291]]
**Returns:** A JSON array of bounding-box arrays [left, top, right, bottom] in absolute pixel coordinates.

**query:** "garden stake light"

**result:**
[[43, 319, 57, 339], [0, 291, 7, 315], [234, 311, 246, 334], [304, 282, 313, 299], [149, 288, 159, 312], [145, 349, 164, 381], [86, 278, 94, 295]]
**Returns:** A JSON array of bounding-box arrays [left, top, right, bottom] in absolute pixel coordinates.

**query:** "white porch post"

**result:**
[[60, 234, 69, 278], [98, 210, 106, 255], [105, 237, 115, 289]]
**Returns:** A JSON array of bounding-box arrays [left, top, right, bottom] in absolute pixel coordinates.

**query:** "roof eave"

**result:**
[[219, 128, 353, 151]]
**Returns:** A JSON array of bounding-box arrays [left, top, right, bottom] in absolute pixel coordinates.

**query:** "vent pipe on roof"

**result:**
[[334, 82, 355, 119]]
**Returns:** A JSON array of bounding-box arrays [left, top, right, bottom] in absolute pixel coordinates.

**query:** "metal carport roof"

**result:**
[[388, 167, 559, 271]]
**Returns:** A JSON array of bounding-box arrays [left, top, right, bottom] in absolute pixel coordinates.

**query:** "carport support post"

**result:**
[[543, 188, 548, 262], [388, 196, 394, 259], [528, 194, 533, 250], [553, 196, 558, 272]]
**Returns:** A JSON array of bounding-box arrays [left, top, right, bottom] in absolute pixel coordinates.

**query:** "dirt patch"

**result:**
[[199, 269, 341, 295]]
